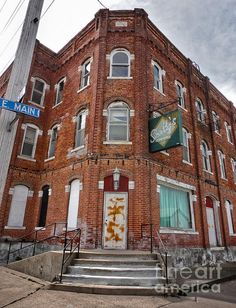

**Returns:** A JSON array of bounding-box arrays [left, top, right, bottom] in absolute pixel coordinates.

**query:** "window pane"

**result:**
[[85, 62, 90, 74], [160, 185, 192, 229], [113, 52, 128, 64], [112, 66, 128, 77], [49, 128, 57, 157], [35, 80, 44, 92], [110, 109, 127, 123], [76, 129, 85, 147], [22, 127, 36, 157], [109, 125, 127, 140], [22, 143, 34, 156], [32, 91, 42, 105]]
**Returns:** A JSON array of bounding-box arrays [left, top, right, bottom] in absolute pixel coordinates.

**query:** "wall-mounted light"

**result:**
[[113, 167, 120, 191]]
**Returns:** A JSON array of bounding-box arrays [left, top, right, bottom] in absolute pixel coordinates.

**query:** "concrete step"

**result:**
[[67, 266, 162, 277], [72, 258, 160, 267], [50, 283, 170, 296], [61, 274, 166, 286], [78, 251, 157, 261]]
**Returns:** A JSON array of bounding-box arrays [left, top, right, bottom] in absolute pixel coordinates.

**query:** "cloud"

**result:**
[[109, 0, 236, 102]]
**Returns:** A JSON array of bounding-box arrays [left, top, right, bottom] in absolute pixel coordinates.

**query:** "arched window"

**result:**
[[182, 128, 191, 163], [67, 179, 81, 229], [20, 124, 40, 159], [153, 61, 164, 93], [38, 185, 49, 227], [75, 110, 87, 148], [201, 140, 212, 172], [80, 59, 91, 89], [218, 150, 227, 179], [7, 185, 29, 227], [231, 159, 236, 184], [212, 111, 220, 133], [107, 102, 130, 141], [55, 77, 65, 106], [175, 80, 186, 109], [110, 49, 130, 78], [225, 200, 235, 235], [195, 98, 205, 123], [225, 121, 233, 144], [48, 125, 58, 158], [31, 77, 47, 106]]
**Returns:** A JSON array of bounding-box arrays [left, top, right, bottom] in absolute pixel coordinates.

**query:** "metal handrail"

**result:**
[[59, 226, 81, 283], [6, 222, 66, 264]]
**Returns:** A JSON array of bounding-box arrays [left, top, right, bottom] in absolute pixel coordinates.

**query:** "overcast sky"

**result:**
[[0, 0, 235, 103]]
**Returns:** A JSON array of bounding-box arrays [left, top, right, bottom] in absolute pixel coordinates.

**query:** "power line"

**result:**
[[0, 21, 23, 58], [0, 0, 26, 34], [0, 54, 14, 76], [97, 0, 107, 9], [0, 0, 8, 15], [40, 0, 56, 20]]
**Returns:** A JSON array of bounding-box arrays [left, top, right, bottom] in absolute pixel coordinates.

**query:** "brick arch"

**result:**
[[68, 174, 83, 184], [103, 97, 133, 110], [99, 168, 134, 181]]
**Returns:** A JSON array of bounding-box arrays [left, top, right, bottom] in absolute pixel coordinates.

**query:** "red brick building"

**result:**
[[0, 9, 236, 260]]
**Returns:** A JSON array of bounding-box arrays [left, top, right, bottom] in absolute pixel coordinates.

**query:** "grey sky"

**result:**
[[0, 0, 235, 103]]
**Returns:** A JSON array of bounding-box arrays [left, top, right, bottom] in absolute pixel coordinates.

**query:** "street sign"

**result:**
[[0, 97, 40, 118]]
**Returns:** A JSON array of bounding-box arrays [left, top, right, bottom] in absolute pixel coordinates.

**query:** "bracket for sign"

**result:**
[[7, 114, 20, 132], [148, 99, 179, 112]]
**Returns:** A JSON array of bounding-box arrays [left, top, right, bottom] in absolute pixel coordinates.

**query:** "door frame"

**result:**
[[102, 192, 128, 250], [206, 196, 222, 247]]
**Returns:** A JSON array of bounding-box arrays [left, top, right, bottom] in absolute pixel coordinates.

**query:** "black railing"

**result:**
[[59, 226, 81, 283], [7, 222, 67, 264], [141, 223, 169, 284]]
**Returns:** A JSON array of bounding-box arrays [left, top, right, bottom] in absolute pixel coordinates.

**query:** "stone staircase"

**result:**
[[51, 250, 169, 295]]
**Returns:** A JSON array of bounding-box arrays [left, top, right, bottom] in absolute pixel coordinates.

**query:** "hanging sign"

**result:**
[[149, 109, 183, 152]]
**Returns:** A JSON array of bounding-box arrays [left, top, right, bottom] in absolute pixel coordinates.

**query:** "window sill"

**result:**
[[4, 226, 26, 230], [153, 87, 165, 96], [220, 177, 228, 181], [203, 169, 213, 175], [160, 228, 199, 235], [103, 141, 132, 145], [229, 233, 236, 237], [107, 76, 133, 80], [228, 141, 234, 146], [17, 155, 36, 162], [44, 156, 55, 162], [183, 160, 192, 166], [214, 131, 221, 136], [178, 105, 188, 112], [52, 101, 62, 109], [209, 247, 225, 251], [28, 101, 45, 109], [77, 84, 90, 93], [160, 151, 169, 156], [70, 145, 85, 153], [34, 227, 46, 231]]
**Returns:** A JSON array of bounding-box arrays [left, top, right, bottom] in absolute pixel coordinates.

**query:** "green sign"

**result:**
[[149, 109, 183, 152]]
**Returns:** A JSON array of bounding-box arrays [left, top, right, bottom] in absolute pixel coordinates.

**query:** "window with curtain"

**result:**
[[212, 111, 220, 133], [160, 185, 192, 229], [31, 78, 46, 106], [21, 125, 38, 158], [225, 200, 235, 235], [80, 59, 91, 89], [48, 126, 58, 158], [153, 62, 163, 93], [201, 140, 211, 172], [107, 102, 130, 141], [176, 81, 185, 109], [110, 50, 130, 77], [182, 128, 190, 163], [75, 110, 87, 148], [195, 98, 205, 123], [55, 78, 65, 106], [218, 150, 227, 179], [225, 122, 233, 144]]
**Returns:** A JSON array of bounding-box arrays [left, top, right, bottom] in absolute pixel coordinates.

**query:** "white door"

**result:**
[[206, 207, 217, 247], [8, 185, 29, 227], [103, 192, 128, 249], [67, 179, 80, 229]]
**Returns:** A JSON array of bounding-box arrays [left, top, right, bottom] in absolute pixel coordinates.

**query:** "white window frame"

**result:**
[[218, 150, 227, 179], [48, 125, 59, 158], [195, 98, 206, 123], [30, 77, 47, 106], [175, 80, 186, 109], [152, 61, 164, 93], [74, 110, 87, 149], [182, 128, 191, 163], [109, 49, 131, 78], [201, 140, 212, 172], [54, 77, 66, 106], [231, 158, 236, 184], [212, 111, 220, 134], [157, 176, 196, 232], [20, 123, 40, 159], [225, 122, 233, 144], [225, 200, 235, 235], [107, 102, 130, 142], [80, 58, 91, 89]]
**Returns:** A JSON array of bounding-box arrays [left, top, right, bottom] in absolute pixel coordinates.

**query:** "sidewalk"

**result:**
[[0, 267, 236, 308]]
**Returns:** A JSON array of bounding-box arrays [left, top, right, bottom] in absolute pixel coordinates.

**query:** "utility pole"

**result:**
[[0, 0, 44, 205]]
